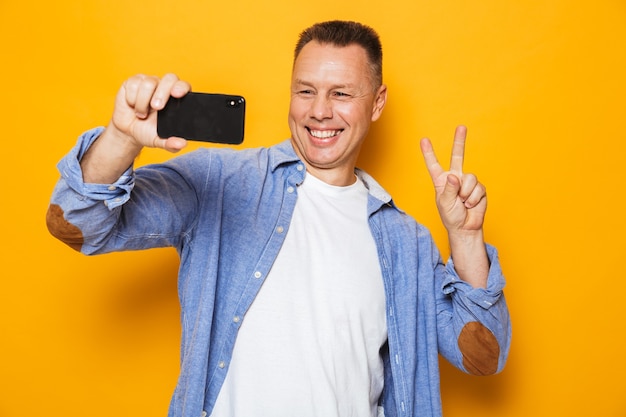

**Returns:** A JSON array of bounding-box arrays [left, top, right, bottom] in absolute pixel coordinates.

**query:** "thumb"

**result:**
[[152, 136, 188, 153], [440, 174, 461, 206]]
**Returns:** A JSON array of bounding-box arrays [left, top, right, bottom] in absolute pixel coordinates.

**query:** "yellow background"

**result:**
[[1, 1, 625, 416]]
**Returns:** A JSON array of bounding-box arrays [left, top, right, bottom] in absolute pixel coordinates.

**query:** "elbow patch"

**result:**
[[46, 204, 84, 252], [458, 321, 500, 375]]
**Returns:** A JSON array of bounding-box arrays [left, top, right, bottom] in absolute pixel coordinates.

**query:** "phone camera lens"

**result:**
[[227, 97, 244, 108]]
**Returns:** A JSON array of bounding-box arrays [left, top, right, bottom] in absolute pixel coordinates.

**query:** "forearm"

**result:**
[[448, 229, 489, 288], [48, 128, 197, 254], [433, 228, 510, 375], [81, 123, 143, 184]]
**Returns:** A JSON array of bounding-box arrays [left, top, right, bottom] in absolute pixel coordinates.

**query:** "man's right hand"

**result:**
[[109, 73, 191, 151], [81, 73, 191, 184]]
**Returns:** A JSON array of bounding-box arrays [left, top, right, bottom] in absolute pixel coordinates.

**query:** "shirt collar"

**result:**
[[269, 139, 402, 213], [268, 140, 302, 172]]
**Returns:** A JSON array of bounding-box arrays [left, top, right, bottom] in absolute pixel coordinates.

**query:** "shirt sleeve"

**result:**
[[442, 244, 506, 309], [55, 126, 135, 210], [436, 244, 512, 375], [48, 127, 202, 255]]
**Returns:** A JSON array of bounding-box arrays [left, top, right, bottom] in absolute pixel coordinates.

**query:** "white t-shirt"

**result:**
[[211, 173, 387, 417]]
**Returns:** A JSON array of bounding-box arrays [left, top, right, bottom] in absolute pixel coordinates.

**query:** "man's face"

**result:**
[[288, 41, 387, 186]]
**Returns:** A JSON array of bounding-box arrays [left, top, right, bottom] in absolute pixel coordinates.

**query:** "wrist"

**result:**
[[100, 121, 144, 156], [448, 229, 489, 288], [80, 122, 142, 184], [447, 228, 484, 245]]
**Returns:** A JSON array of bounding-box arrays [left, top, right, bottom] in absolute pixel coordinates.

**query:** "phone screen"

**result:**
[[157, 92, 245, 144]]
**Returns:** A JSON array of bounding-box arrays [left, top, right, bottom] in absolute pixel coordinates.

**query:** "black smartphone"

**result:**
[[157, 92, 245, 144]]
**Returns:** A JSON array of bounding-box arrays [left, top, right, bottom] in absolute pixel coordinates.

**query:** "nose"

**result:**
[[310, 94, 333, 120]]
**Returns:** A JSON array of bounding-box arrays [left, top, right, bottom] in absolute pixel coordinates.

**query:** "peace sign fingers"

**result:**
[[420, 125, 468, 185], [419, 125, 487, 233]]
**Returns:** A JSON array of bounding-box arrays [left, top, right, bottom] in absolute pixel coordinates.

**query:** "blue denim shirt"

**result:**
[[50, 127, 511, 417]]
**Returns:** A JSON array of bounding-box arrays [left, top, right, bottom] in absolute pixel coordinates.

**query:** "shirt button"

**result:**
[[287, 186, 294, 193], [107, 185, 116, 191], [218, 361, 225, 369], [276, 226, 284, 234], [254, 271, 262, 279], [201, 412, 207, 417], [297, 164, 304, 171], [233, 316, 241, 323]]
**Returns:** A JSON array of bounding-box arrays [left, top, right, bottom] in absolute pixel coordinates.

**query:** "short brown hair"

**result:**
[[294, 20, 383, 88]]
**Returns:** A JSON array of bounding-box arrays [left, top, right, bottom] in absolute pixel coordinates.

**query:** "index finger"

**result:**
[[151, 73, 191, 110], [420, 137, 444, 181], [450, 125, 467, 174]]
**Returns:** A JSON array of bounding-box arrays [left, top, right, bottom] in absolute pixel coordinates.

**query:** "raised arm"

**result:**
[[420, 125, 489, 288], [81, 73, 191, 184]]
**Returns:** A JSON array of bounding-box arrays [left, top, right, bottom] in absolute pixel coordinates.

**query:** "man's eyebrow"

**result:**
[[292, 78, 355, 89], [292, 79, 313, 87]]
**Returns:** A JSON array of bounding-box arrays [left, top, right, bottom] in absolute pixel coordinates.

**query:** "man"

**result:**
[[47, 20, 511, 417]]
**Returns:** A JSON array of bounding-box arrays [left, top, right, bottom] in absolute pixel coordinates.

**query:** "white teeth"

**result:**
[[309, 129, 341, 138]]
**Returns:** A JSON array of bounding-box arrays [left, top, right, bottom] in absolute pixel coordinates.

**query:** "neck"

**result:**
[[303, 165, 357, 186]]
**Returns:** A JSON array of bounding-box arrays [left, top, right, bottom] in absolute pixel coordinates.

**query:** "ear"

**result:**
[[371, 84, 388, 122]]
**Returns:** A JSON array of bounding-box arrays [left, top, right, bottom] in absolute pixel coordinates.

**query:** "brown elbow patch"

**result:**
[[458, 321, 500, 376], [46, 204, 84, 251]]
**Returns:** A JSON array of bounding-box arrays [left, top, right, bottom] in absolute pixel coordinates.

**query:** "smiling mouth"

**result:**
[[307, 128, 343, 139]]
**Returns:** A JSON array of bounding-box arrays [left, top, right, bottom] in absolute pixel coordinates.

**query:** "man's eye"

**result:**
[[299, 90, 313, 95], [333, 91, 350, 97]]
